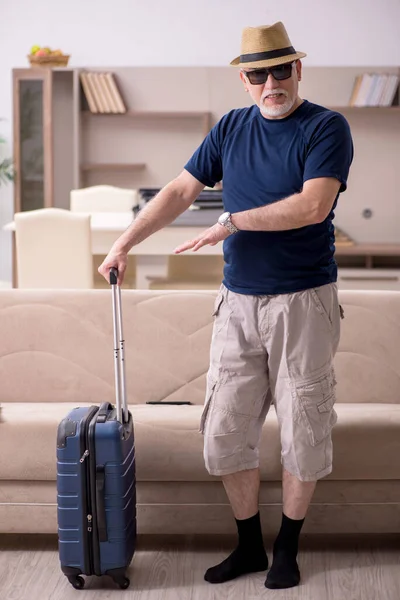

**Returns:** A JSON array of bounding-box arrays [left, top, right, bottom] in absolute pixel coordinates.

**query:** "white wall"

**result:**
[[1, 0, 400, 282]]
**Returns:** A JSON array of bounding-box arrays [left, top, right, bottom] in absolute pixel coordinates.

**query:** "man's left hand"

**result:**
[[174, 223, 231, 254]]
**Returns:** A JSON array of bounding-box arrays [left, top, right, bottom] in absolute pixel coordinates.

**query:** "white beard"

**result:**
[[260, 90, 295, 118]]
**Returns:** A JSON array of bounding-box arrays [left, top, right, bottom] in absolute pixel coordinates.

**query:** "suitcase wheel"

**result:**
[[68, 575, 85, 590], [115, 576, 130, 590]]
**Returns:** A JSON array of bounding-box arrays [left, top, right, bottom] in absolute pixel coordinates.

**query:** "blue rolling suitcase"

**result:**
[[57, 268, 136, 590]]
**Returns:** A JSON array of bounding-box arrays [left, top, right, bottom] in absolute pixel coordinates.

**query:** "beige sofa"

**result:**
[[0, 289, 399, 535]]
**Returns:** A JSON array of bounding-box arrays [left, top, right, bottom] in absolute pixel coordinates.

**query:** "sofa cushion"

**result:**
[[1, 402, 400, 482], [2, 289, 399, 409], [0, 290, 215, 406]]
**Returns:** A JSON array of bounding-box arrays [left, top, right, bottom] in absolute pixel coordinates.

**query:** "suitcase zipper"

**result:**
[[88, 411, 100, 575], [80, 406, 99, 576], [87, 513, 93, 533], [88, 408, 107, 576], [86, 410, 101, 577], [80, 450, 89, 463]]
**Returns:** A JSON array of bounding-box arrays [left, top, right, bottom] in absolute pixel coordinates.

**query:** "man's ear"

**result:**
[[296, 59, 302, 82], [239, 70, 249, 92]]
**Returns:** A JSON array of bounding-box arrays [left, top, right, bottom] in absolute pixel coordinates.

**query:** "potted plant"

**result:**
[[0, 132, 13, 185]]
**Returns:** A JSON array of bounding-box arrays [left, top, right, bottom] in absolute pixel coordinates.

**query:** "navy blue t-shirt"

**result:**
[[184, 100, 354, 295]]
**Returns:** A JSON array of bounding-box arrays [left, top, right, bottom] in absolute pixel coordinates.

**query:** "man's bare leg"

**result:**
[[204, 468, 268, 584], [265, 467, 317, 589], [222, 467, 260, 519]]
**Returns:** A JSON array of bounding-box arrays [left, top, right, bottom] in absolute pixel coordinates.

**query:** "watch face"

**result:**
[[218, 212, 230, 224]]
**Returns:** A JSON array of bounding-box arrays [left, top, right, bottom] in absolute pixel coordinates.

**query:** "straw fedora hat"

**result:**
[[230, 22, 306, 69]]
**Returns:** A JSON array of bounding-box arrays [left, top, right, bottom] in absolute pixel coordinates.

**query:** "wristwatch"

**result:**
[[218, 211, 239, 234]]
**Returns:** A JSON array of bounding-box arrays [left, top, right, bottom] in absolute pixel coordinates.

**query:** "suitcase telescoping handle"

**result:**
[[110, 268, 128, 424]]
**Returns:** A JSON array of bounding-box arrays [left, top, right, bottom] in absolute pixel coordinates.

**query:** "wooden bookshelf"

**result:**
[[82, 109, 212, 138], [335, 244, 400, 270], [12, 65, 400, 245], [81, 163, 146, 172], [82, 110, 211, 118], [335, 244, 400, 256], [329, 106, 400, 112], [298, 66, 399, 108], [328, 104, 400, 112]]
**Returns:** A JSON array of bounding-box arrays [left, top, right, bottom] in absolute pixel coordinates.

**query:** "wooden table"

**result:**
[[4, 211, 223, 289]]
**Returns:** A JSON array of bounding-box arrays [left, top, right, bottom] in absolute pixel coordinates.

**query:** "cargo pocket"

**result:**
[[293, 368, 338, 447], [310, 287, 333, 331], [213, 291, 224, 317], [212, 288, 232, 334], [199, 378, 218, 435]]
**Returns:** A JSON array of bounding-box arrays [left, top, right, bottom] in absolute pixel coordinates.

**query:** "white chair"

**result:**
[[70, 185, 138, 288], [70, 185, 139, 213], [15, 208, 93, 289]]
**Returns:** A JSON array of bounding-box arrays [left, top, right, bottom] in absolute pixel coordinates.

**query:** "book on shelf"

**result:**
[[105, 73, 127, 114], [100, 73, 119, 113], [349, 73, 399, 107], [79, 71, 127, 114], [88, 73, 107, 113], [79, 72, 98, 113]]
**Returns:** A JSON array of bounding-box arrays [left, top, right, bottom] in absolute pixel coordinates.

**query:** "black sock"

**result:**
[[204, 512, 268, 584], [265, 512, 304, 590]]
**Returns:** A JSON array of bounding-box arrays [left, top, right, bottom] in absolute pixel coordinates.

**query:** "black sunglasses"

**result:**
[[243, 62, 294, 85]]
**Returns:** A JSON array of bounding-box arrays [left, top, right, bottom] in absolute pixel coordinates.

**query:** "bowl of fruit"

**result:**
[[28, 46, 70, 68]]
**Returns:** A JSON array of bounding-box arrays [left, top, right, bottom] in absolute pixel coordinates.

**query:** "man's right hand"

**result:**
[[98, 249, 127, 286]]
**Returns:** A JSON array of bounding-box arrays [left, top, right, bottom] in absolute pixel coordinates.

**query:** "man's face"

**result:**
[[240, 60, 302, 119]]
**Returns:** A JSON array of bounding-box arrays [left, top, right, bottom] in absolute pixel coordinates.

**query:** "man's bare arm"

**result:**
[[231, 178, 341, 231], [174, 177, 342, 254], [115, 170, 204, 252], [98, 170, 204, 283]]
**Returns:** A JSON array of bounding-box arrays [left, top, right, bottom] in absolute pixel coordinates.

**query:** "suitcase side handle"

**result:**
[[110, 268, 129, 424], [97, 402, 113, 423], [96, 465, 108, 543]]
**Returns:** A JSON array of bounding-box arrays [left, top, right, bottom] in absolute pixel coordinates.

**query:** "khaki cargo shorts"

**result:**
[[200, 283, 342, 482]]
